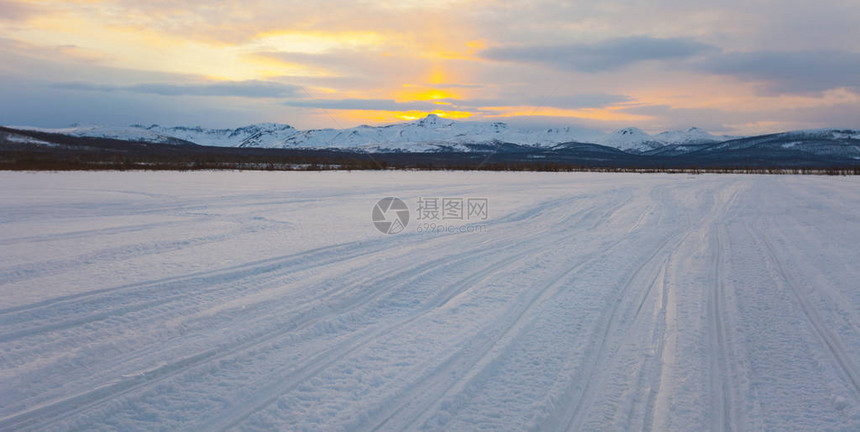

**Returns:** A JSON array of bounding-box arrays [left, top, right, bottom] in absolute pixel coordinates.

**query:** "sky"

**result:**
[[0, 0, 858, 135]]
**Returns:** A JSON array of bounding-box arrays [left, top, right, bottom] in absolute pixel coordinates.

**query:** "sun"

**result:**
[[395, 110, 472, 121]]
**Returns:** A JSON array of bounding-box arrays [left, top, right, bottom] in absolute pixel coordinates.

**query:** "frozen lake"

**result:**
[[1, 171, 859, 431]]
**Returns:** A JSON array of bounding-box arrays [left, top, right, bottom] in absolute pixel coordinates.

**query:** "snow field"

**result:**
[[1, 171, 859, 431]]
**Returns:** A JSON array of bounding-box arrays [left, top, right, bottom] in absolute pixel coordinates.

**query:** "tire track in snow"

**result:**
[[609, 253, 673, 432], [0, 225, 259, 286], [0, 219, 197, 247], [754, 225, 860, 396], [0, 189, 599, 388], [619, 183, 722, 432], [764, 180, 860, 336], [701, 182, 746, 432], [0, 189, 604, 341], [536, 181, 743, 432], [708, 225, 738, 432], [7, 173, 859, 431], [0, 186, 586, 317], [0, 238, 379, 315], [525, 184, 695, 432], [557, 228, 689, 432], [372, 185, 687, 432], [0, 190, 633, 432], [364, 235, 634, 432], [0, 227, 546, 431], [196, 189, 638, 432], [641, 263, 672, 432], [418, 182, 732, 432], [0, 205, 497, 335]]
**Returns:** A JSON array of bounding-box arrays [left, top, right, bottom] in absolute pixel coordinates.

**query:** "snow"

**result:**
[[780, 128, 860, 141], [1, 171, 860, 431], [271, 115, 604, 151], [141, 123, 298, 147], [597, 127, 734, 152], [12, 125, 185, 145], [655, 127, 728, 145], [4, 134, 57, 147], [598, 127, 664, 152], [9, 116, 740, 152]]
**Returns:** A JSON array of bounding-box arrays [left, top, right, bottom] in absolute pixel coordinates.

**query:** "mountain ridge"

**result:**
[[8, 115, 859, 157], [8, 114, 730, 152]]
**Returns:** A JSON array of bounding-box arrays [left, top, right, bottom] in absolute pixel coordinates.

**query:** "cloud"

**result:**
[[53, 80, 302, 98], [3, 0, 859, 131], [281, 93, 629, 112], [283, 98, 445, 111], [457, 94, 631, 109], [482, 37, 715, 72], [617, 99, 860, 135], [0, 75, 272, 128], [696, 50, 860, 94], [0, 0, 37, 21], [615, 104, 747, 132], [257, 50, 424, 81]]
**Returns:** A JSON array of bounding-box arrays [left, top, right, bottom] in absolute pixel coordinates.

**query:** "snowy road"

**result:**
[[1, 171, 859, 431]]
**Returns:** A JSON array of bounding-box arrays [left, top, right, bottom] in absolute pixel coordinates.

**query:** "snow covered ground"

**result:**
[[1, 171, 859, 431]]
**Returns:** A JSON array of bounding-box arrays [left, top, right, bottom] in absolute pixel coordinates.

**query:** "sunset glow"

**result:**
[[1, 0, 858, 134]]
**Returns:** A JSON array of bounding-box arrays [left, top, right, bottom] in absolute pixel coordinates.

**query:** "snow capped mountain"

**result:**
[[596, 126, 735, 152], [7, 115, 759, 153], [697, 128, 860, 159], [13, 123, 299, 147], [138, 123, 298, 148], [14, 125, 190, 145], [412, 113, 452, 128], [655, 127, 728, 145], [778, 128, 860, 141], [598, 127, 664, 152], [243, 114, 601, 151]]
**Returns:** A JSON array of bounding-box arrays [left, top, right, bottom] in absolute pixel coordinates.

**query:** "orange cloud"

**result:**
[[395, 87, 460, 102], [338, 108, 472, 123], [481, 105, 652, 123], [247, 30, 386, 54]]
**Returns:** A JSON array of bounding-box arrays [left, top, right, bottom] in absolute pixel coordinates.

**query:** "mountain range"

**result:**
[[4, 115, 859, 169], [14, 114, 745, 153]]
